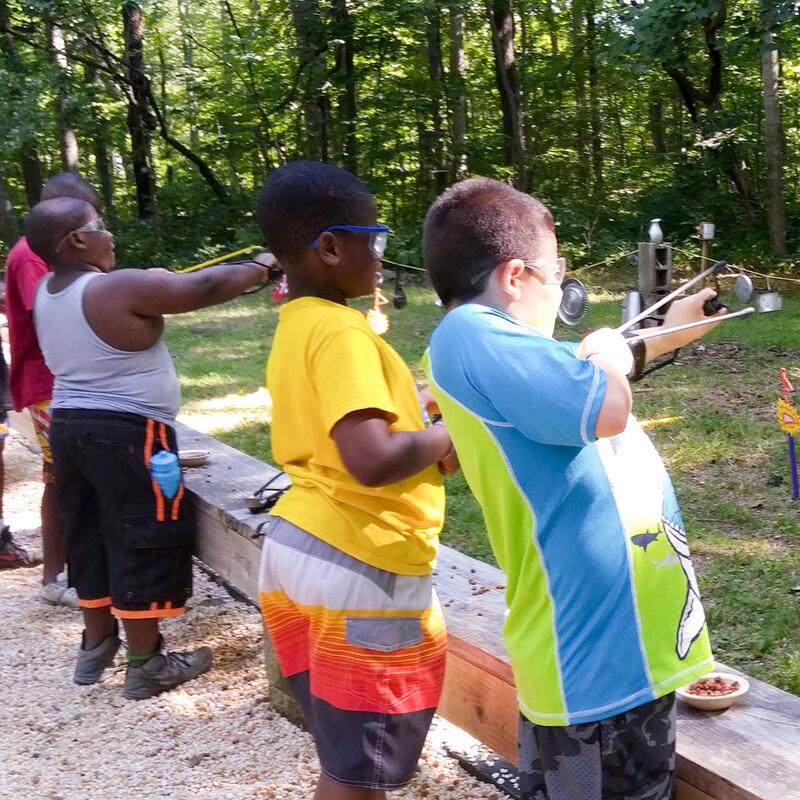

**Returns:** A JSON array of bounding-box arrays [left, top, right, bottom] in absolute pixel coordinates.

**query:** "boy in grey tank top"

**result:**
[[26, 197, 272, 700]]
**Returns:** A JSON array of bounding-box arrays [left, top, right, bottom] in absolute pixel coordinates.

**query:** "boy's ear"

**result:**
[[316, 231, 342, 267], [496, 259, 527, 300], [69, 230, 89, 252], [64, 231, 86, 250]]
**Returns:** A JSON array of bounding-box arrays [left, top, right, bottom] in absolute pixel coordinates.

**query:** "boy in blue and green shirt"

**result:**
[[423, 178, 720, 800]]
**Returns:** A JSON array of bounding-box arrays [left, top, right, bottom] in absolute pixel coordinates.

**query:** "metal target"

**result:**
[[558, 278, 589, 326], [734, 274, 754, 304]]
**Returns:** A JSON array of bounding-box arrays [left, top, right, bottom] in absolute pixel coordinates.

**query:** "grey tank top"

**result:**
[[34, 272, 181, 424]]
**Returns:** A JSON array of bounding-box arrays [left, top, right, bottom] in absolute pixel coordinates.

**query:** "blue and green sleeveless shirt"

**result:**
[[426, 304, 713, 726]]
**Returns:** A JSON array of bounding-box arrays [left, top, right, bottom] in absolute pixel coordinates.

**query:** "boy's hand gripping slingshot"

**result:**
[[616, 260, 729, 337], [179, 246, 277, 293], [617, 258, 785, 345]]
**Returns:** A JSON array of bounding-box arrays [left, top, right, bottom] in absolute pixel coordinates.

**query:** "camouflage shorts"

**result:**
[[518, 693, 676, 800]]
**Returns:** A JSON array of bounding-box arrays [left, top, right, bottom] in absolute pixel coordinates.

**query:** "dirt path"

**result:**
[[1, 432, 501, 800]]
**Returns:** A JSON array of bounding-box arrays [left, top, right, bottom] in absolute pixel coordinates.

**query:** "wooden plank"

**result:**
[[194, 504, 262, 601], [176, 423, 800, 800], [439, 641, 518, 763], [676, 781, 715, 800], [434, 544, 510, 666], [675, 666, 800, 800]]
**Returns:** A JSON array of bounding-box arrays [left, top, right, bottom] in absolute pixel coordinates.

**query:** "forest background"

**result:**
[[0, 0, 799, 269]]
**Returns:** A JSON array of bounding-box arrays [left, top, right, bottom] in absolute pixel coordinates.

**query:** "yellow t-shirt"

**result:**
[[267, 297, 445, 576]]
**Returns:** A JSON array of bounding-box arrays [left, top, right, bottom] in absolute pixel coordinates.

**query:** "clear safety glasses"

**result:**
[[309, 224, 391, 258], [54, 219, 110, 255]]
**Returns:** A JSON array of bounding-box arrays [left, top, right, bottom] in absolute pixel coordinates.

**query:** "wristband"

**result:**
[[624, 335, 646, 379]]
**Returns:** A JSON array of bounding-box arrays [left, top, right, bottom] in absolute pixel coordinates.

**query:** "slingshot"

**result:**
[[617, 259, 781, 344], [617, 260, 728, 335]]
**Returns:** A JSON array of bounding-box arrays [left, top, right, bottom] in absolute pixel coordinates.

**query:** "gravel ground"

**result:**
[[1, 432, 502, 800]]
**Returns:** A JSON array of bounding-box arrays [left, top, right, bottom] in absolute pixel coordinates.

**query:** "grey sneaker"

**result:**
[[74, 627, 121, 685], [122, 642, 213, 700], [41, 579, 80, 608]]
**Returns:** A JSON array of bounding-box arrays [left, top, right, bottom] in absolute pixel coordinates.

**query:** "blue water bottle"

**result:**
[[150, 451, 182, 500]]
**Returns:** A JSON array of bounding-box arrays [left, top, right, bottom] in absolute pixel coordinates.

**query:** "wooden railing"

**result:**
[[178, 423, 800, 800]]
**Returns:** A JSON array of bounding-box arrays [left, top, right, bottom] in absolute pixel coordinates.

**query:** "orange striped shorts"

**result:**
[[258, 516, 447, 790]]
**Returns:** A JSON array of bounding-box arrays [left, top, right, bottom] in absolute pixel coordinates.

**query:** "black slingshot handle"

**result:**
[[703, 295, 728, 315]]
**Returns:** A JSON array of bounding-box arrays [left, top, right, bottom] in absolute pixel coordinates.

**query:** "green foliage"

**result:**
[[0, 0, 797, 267]]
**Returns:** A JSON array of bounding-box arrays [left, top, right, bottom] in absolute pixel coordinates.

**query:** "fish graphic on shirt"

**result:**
[[630, 531, 660, 551]]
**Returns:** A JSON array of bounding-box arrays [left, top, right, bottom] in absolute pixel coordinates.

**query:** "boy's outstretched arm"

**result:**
[[578, 287, 724, 438], [105, 258, 272, 317], [331, 409, 453, 487], [643, 287, 724, 362]]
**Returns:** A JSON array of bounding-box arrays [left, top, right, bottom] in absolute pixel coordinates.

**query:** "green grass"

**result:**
[[165, 284, 800, 694]]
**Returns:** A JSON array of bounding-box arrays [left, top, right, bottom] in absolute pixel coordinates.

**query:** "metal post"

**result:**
[[637, 241, 673, 327]]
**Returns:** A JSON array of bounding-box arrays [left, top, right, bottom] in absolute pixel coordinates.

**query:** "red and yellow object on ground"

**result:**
[[778, 368, 799, 500]]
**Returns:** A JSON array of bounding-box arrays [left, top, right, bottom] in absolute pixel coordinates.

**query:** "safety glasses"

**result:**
[[523, 257, 567, 286], [309, 223, 391, 258], [469, 256, 567, 287], [55, 219, 110, 255]]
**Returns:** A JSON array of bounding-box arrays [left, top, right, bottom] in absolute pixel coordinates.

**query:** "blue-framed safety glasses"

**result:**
[[309, 223, 391, 258]]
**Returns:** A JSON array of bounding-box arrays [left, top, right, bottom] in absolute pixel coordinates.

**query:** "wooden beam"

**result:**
[[439, 639, 518, 762], [676, 782, 716, 800]]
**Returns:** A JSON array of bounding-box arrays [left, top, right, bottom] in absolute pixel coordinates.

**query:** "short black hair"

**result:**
[[41, 172, 101, 211], [257, 161, 376, 263], [423, 178, 555, 306], [25, 197, 95, 265]]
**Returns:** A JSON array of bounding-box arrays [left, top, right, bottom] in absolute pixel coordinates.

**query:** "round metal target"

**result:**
[[558, 278, 589, 326], [734, 274, 754, 304]]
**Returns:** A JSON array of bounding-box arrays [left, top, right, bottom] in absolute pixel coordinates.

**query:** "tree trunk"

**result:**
[[0, 0, 43, 206], [543, 0, 559, 56], [93, 130, 115, 217], [518, 2, 530, 157], [424, 0, 447, 195], [760, 0, 787, 257], [20, 143, 43, 207], [485, 0, 528, 190], [448, 3, 468, 182], [649, 93, 667, 154], [220, 0, 277, 170], [122, 1, 158, 218], [0, 175, 20, 244], [178, 0, 200, 148], [290, 0, 330, 161], [158, 44, 175, 184], [662, 4, 757, 217], [85, 63, 115, 217], [570, 0, 590, 187], [47, 23, 79, 171], [220, 1, 233, 95], [332, 0, 358, 174], [585, 2, 603, 193]]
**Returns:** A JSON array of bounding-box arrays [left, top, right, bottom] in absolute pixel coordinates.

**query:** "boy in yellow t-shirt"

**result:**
[[256, 161, 456, 799]]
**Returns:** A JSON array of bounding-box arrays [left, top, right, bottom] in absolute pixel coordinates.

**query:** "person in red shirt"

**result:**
[[4, 172, 101, 606], [0, 283, 41, 569]]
